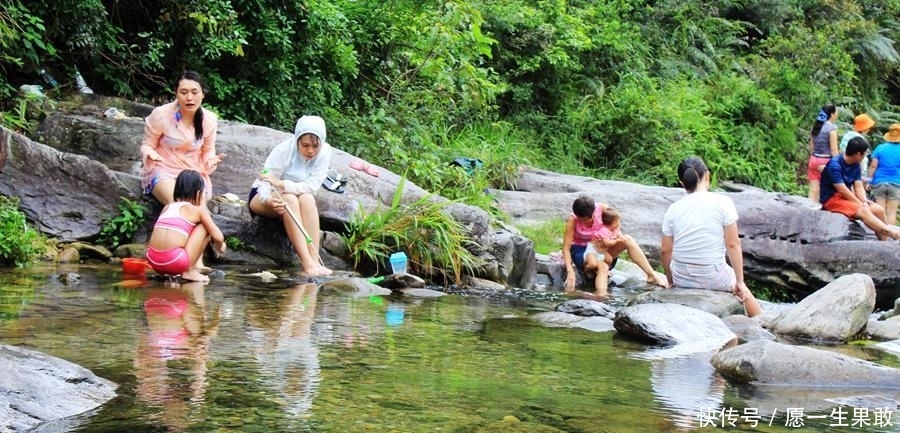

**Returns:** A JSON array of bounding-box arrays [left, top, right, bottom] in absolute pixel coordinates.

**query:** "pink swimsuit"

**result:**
[[146, 202, 197, 275], [144, 290, 191, 359]]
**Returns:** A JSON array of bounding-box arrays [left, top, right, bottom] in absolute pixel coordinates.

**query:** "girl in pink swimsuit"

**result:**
[[146, 170, 226, 282]]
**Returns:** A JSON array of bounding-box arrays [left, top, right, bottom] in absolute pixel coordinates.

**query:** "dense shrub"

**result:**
[[1, 0, 899, 200], [0, 196, 47, 267]]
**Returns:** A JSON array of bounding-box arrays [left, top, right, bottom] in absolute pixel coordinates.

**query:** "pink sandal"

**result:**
[[349, 160, 380, 177]]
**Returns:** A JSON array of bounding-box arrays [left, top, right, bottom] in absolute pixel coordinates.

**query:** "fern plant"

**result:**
[[98, 197, 148, 249], [342, 179, 481, 284]]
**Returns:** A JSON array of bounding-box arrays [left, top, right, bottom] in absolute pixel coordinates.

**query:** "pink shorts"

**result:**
[[822, 195, 862, 218], [146, 246, 190, 275], [807, 156, 831, 181]]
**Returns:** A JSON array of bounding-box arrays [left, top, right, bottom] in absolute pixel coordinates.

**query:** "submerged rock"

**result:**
[[320, 277, 392, 297], [0, 344, 118, 432], [555, 299, 616, 319]]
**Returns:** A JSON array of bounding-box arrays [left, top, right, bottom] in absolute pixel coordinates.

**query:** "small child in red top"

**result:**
[[582, 208, 623, 297]]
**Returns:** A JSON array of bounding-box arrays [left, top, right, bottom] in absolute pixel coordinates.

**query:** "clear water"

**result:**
[[2, 264, 900, 432]]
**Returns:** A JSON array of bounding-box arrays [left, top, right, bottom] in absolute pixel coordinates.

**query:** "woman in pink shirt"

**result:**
[[140, 70, 225, 204], [562, 195, 667, 297]]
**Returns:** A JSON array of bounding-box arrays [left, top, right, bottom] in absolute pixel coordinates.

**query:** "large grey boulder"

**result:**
[[0, 126, 136, 240], [613, 303, 737, 348], [628, 288, 746, 318], [765, 273, 875, 342], [0, 344, 118, 432], [866, 316, 900, 341]]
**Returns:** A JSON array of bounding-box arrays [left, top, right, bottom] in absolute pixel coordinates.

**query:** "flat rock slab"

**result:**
[[712, 339, 900, 387]]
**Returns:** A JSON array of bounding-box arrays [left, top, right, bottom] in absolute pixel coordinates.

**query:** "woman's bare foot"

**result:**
[[585, 291, 609, 301], [888, 228, 900, 241], [301, 265, 333, 277], [648, 274, 669, 287], [181, 269, 210, 282]]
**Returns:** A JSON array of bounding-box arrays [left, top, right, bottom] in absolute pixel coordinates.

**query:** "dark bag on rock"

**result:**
[[322, 169, 347, 193]]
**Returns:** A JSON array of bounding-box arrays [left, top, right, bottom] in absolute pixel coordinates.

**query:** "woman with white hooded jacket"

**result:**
[[249, 115, 333, 276]]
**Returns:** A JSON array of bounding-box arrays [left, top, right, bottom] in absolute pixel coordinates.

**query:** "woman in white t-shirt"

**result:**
[[660, 157, 762, 317]]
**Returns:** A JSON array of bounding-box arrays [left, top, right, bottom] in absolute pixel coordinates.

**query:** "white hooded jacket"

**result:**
[[252, 115, 333, 199]]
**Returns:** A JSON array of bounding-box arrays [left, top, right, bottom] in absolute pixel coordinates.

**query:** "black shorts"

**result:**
[[569, 244, 617, 271], [248, 187, 259, 217]]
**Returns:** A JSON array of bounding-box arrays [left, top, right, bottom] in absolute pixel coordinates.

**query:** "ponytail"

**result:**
[[194, 108, 204, 142], [677, 157, 709, 192], [811, 103, 836, 137]]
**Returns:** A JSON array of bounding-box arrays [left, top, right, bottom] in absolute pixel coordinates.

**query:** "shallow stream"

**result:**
[[2, 264, 899, 432]]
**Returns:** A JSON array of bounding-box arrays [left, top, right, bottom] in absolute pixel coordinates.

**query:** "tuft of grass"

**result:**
[[514, 217, 566, 255], [341, 178, 482, 284], [226, 236, 254, 251]]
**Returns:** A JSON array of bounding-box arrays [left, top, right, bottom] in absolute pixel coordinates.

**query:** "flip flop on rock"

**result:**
[[349, 160, 380, 177]]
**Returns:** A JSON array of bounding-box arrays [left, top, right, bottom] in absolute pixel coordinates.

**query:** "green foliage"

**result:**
[[225, 236, 253, 251], [332, 109, 532, 217], [98, 198, 147, 249], [0, 95, 35, 133], [0, 87, 55, 134], [0, 1, 57, 99], [0, 196, 47, 267], [3, 0, 900, 201], [514, 218, 565, 256], [342, 179, 481, 284]]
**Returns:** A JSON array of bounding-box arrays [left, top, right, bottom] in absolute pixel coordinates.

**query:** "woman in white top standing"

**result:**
[[660, 157, 762, 317]]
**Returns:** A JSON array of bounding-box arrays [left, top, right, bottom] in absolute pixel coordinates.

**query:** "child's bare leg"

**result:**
[[593, 262, 610, 297], [193, 198, 212, 273], [297, 193, 323, 252], [584, 253, 598, 273], [182, 225, 210, 282], [620, 236, 667, 286]]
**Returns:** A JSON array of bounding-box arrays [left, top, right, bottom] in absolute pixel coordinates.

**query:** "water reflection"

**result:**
[[244, 283, 321, 423], [649, 353, 726, 430], [4, 265, 900, 433], [386, 303, 405, 327], [133, 281, 219, 431]]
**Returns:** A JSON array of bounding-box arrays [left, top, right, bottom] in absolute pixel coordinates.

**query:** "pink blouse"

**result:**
[[140, 101, 218, 196]]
